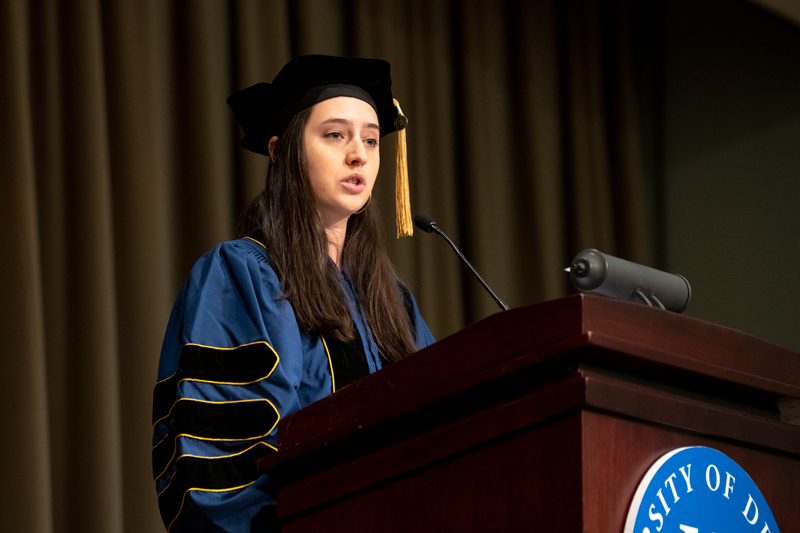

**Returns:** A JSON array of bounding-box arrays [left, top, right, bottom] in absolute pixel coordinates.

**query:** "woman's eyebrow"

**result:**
[[320, 117, 381, 131]]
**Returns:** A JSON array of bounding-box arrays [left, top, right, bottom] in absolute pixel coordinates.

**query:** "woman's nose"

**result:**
[[346, 138, 368, 166]]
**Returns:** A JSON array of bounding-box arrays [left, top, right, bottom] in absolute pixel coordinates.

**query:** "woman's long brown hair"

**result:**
[[237, 107, 417, 362]]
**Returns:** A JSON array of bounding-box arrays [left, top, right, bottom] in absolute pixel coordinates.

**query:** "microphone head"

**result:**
[[567, 248, 691, 313], [414, 214, 437, 233]]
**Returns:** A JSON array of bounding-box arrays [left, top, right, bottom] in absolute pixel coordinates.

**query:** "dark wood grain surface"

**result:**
[[258, 294, 800, 532]]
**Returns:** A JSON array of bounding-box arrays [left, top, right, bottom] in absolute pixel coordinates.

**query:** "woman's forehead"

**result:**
[[308, 96, 379, 124]]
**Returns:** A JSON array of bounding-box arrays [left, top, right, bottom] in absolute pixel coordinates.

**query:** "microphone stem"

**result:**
[[431, 225, 509, 311]]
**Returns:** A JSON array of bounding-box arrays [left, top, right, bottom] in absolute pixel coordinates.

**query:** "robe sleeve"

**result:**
[[152, 239, 304, 533]]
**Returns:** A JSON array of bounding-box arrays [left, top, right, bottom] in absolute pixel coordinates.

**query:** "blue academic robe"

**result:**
[[152, 237, 435, 532]]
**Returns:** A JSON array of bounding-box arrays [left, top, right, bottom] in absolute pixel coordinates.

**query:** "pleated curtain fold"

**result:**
[[0, 1, 647, 531]]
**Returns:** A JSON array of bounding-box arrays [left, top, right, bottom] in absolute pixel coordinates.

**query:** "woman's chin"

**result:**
[[344, 198, 369, 216]]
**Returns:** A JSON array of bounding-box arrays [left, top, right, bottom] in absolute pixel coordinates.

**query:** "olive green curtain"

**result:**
[[0, 0, 647, 531]]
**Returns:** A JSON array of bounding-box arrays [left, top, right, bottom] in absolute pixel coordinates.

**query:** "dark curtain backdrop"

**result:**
[[0, 1, 647, 531]]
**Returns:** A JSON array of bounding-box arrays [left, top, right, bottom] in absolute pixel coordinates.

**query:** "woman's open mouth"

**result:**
[[341, 173, 366, 192]]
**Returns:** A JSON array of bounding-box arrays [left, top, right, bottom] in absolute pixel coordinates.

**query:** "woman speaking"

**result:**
[[152, 55, 435, 532]]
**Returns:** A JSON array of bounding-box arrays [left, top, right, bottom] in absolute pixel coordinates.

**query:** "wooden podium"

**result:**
[[258, 294, 800, 531]]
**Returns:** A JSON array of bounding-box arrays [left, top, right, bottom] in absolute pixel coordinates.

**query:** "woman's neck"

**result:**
[[324, 219, 348, 268]]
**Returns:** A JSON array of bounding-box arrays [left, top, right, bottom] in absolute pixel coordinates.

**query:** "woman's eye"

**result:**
[[326, 132, 342, 140], [365, 138, 378, 147]]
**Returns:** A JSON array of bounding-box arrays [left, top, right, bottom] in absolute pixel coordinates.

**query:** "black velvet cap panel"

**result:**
[[227, 55, 398, 156]]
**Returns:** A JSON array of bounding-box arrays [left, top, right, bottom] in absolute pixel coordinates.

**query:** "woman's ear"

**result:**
[[268, 136, 279, 163]]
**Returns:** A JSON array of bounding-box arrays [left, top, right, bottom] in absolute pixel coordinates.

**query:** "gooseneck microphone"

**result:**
[[566, 248, 691, 313], [414, 214, 509, 311]]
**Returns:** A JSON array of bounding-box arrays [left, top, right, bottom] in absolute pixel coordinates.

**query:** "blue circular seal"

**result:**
[[624, 447, 780, 533]]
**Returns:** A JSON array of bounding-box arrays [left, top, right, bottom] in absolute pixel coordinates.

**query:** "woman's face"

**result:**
[[302, 96, 381, 228]]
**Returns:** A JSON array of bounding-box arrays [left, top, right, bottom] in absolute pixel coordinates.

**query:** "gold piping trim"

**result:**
[[155, 340, 280, 386], [153, 375, 276, 429], [322, 336, 335, 393], [154, 431, 170, 449], [153, 393, 277, 430], [153, 397, 279, 448], [154, 428, 278, 483], [186, 340, 277, 354], [244, 236, 266, 249], [167, 481, 257, 532], [153, 398, 280, 482], [158, 441, 276, 498], [153, 341, 281, 430]]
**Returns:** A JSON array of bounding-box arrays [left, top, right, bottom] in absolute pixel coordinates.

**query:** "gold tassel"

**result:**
[[393, 98, 413, 237]]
